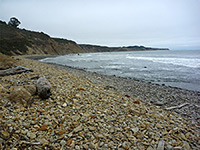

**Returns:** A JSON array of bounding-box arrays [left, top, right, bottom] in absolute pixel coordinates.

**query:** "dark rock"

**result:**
[[154, 101, 165, 106], [104, 85, 116, 90], [36, 77, 52, 99]]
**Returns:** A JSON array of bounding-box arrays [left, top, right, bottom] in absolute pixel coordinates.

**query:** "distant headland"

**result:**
[[0, 20, 169, 56]]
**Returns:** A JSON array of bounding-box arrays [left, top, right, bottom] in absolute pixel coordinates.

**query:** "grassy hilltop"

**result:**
[[0, 20, 168, 56], [0, 20, 83, 55]]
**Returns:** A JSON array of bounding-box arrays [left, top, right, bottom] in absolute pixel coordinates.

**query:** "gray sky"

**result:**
[[0, 0, 200, 50]]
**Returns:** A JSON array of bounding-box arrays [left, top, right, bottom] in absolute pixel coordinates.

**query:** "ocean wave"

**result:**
[[126, 56, 200, 68]]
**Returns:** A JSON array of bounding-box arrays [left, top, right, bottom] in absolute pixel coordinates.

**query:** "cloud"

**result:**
[[0, 0, 200, 49]]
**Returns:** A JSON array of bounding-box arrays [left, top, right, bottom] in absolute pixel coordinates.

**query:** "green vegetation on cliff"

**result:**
[[0, 53, 16, 68], [0, 20, 83, 55], [80, 44, 169, 53], [0, 20, 168, 56]]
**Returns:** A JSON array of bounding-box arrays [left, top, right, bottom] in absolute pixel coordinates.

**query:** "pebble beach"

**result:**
[[0, 57, 199, 149]]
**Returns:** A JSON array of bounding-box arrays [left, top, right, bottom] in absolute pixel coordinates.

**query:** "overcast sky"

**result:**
[[0, 0, 200, 50]]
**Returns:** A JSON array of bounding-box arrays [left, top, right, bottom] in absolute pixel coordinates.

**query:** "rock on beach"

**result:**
[[8, 86, 31, 104], [23, 84, 36, 96], [36, 77, 52, 99], [0, 57, 199, 150]]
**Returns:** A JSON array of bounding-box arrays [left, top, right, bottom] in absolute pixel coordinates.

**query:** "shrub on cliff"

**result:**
[[8, 17, 21, 28]]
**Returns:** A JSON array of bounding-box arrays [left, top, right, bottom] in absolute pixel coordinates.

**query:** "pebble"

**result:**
[[75, 145, 80, 150], [62, 103, 67, 107], [174, 146, 182, 149], [182, 141, 191, 150], [60, 140, 66, 146], [66, 138, 73, 146], [89, 142, 96, 149], [89, 126, 96, 131], [166, 144, 173, 150], [0, 131, 9, 140], [97, 134, 104, 138], [68, 132, 73, 137], [83, 144, 89, 149], [99, 142, 104, 147], [40, 138, 49, 145], [27, 132, 36, 139], [21, 129, 28, 135], [0, 57, 199, 150], [40, 124, 48, 131], [157, 140, 165, 150], [154, 101, 164, 106], [73, 125, 82, 133], [23, 123, 30, 128], [122, 141, 131, 149], [131, 127, 139, 134]]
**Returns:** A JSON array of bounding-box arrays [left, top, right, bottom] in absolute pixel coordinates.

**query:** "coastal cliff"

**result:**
[[0, 20, 168, 56], [0, 20, 83, 55], [80, 44, 169, 53]]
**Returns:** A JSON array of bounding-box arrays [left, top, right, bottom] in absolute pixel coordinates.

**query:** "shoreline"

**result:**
[[1, 56, 199, 149], [27, 52, 200, 93], [46, 62, 200, 123], [24, 55, 59, 60], [26, 55, 200, 125]]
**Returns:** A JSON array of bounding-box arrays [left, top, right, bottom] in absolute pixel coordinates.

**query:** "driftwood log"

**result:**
[[165, 103, 189, 110], [0, 67, 10, 70], [0, 66, 33, 76]]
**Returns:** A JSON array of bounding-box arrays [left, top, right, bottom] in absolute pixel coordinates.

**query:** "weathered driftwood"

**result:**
[[0, 66, 33, 76], [165, 103, 189, 110], [19, 141, 42, 145], [0, 66, 10, 70]]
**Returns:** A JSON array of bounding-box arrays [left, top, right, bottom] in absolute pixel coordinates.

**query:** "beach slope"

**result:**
[[0, 56, 199, 149]]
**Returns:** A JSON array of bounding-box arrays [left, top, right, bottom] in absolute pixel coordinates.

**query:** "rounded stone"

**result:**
[[27, 132, 36, 139], [9, 86, 31, 104], [60, 140, 66, 146]]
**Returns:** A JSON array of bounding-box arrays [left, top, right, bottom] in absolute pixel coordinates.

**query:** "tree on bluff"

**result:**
[[8, 17, 21, 28]]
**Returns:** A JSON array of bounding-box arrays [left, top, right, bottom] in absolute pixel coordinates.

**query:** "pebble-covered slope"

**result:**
[[0, 58, 199, 149], [50, 64, 200, 126]]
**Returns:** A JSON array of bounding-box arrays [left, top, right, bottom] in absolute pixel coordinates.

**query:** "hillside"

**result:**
[[80, 44, 169, 53], [0, 20, 84, 55], [0, 20, 168, 56]]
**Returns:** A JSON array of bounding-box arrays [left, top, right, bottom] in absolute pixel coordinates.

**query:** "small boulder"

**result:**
[[24, 85, 36, 96], [9, 86, 31, 104], [36, 77, 52, 99]]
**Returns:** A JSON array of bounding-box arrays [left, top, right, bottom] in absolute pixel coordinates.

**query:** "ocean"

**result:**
[[40, 50, 200, 92]]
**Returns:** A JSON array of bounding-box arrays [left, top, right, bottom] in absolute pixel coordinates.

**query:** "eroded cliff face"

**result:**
[[52, 38, 86, 54], [0, 20, 169, 56], [0, 21, 83, 55], [25, 38, 84, 55], [80, 44, 169, 53]]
